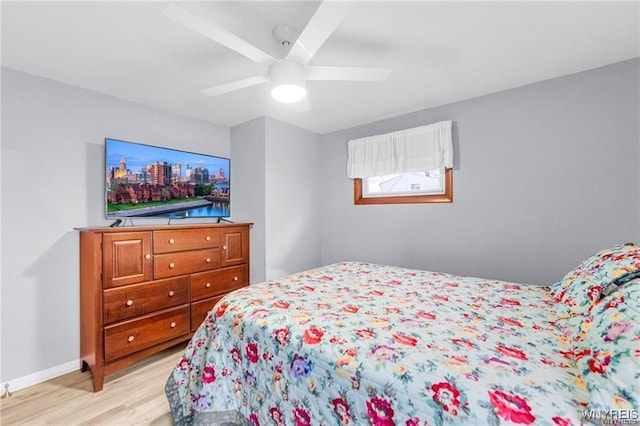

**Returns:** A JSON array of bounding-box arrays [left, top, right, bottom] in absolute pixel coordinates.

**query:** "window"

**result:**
[[348, 120, 454, 205], [354, 168, 453, 204]]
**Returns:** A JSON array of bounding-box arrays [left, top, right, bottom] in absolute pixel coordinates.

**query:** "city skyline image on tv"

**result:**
[[105, 138, 230, 219]]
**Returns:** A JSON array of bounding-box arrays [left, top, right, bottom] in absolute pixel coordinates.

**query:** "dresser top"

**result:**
[[75, 222, 252, 233]]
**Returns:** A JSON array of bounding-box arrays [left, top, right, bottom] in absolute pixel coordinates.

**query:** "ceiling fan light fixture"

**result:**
[[271, 84, 307, 103], [269, 60, 307, 103]]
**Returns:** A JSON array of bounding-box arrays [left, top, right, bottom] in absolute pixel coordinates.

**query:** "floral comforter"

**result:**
[[166, 262, 590, 425]]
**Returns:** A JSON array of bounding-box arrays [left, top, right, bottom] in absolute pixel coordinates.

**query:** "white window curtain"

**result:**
[[347, 120, 453, 179]]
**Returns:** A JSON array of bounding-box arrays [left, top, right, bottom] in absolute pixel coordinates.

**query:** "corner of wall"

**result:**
[[230, 117, 267, 283]]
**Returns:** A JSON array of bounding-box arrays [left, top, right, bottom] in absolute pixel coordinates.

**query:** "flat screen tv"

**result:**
[[105, 138, 230, 220]]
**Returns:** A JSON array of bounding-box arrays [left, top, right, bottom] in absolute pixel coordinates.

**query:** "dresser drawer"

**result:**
[[104, 306, 190, 362], [190, 296, 224, 332], [154, 249, 220, 279], [103, 276, 189, 325], [191, 265, 248, 302], [154, 229, 220, 254]]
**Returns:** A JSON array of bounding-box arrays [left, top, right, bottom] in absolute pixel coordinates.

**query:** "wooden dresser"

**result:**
[[76, 223, 251, 391]]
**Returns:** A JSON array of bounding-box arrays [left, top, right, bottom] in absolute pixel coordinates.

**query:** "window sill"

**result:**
[[353, 168, 453, 205]]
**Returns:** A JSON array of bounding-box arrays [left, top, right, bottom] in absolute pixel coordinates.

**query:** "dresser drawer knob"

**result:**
[[145, 254, 151, 260], [233, 276, 238, 282], [222, 245, 227, 250], [205, 258, 211, 263], [205, 236, 211, 241], [168, 290, 175, 297], [170, 322, 176, 328], [127, 336, 134, 343], [126, 299, 133, 307], [169, 238, 175, 244], [205, 282, 211, 288], [169, 262, 175, 269]]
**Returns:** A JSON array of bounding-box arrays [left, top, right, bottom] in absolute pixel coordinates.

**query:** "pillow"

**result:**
[[549, 243, 634, 300], [555, 243, 640, 320], [573, 279, 640, 412], [602, 271, 640, 298], [550, 265, 585, 302], [583, 244, 640, 286]]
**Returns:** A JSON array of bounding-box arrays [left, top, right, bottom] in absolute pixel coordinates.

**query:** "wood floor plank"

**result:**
[[0, 344, 184, 425]]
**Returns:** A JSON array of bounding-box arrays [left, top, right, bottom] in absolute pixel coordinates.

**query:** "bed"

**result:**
[[166, 245, 640, 425]]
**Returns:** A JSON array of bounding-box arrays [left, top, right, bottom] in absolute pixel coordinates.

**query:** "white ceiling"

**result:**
[[2, 1, 639, 134]]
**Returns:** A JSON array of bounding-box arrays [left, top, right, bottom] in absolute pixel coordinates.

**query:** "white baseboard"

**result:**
[[1, 359, 79, 393]]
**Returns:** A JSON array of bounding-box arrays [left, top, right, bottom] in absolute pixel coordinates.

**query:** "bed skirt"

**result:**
[[165, 375, 251, 426]]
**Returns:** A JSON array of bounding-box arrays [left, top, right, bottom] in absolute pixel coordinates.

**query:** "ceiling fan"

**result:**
[[162, 1, 391, 110]]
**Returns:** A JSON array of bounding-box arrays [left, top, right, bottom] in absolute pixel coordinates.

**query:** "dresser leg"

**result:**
[[82, 360, 104, 392], [92, 368, 105, 392]]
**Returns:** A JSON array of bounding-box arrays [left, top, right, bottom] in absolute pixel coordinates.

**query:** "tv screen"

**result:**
[[105, 138, 230, 219]]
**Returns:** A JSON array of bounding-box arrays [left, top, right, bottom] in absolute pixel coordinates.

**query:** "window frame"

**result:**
[[353, 168, 453, 205]]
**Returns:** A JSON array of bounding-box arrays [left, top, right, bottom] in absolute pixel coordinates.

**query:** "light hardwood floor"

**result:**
[[0, 344, 185, 425]]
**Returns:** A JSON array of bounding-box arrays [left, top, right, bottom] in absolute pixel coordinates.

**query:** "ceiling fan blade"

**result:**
[[285, 1, 355, 65], [306, 66, 391, 81], [295, 98, 312, 113], [163, 2, 275, 65], [201, 75, 269, 97]]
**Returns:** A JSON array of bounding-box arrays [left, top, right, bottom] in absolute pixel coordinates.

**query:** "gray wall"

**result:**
[[320, 58, 640, 285], [230, 117, 267, 283], [1, 67, 230, 383], [230, 117, 322, 282], [264, 117, 321, 280]]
